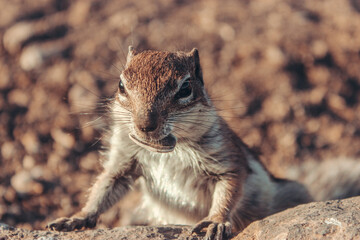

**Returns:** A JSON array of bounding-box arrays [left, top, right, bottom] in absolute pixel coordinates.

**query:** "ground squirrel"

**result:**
[[47, 47, 312, 239]]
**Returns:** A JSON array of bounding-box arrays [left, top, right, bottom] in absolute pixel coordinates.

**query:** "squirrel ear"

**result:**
[[126, 45, 136, 66], [189, 48, 204, 85]]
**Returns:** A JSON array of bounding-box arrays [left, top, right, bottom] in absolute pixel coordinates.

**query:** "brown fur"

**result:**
[[47, 47, 312, 239]]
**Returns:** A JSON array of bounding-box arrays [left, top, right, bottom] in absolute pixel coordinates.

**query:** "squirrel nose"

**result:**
[[135, 110, 159, 133], [139, 123, 158, 132]]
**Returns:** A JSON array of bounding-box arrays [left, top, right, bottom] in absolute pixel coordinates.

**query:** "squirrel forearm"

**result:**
[[208, 176, 243, 222], [81, 170, 135, 217]]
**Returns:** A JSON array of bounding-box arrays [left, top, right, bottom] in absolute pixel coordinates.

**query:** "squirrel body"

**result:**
[[48, 48, 312, 239]]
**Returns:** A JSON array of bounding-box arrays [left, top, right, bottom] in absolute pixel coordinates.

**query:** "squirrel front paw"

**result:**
[[47, 214, 97, 231], [192, 219, 232, 240]]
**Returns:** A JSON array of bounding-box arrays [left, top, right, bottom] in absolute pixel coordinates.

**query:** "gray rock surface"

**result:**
[[235, 196, 360, 240], [0, 225, 198, 240], [1, 197, 360, 239]]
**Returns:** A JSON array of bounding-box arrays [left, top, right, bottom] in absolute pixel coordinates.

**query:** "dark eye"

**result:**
[[175, 80, 192, 100], [119, 80, 126, 95]]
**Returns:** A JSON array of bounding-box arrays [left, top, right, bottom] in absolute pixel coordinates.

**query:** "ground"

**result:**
[[0, 0, 359, 231]]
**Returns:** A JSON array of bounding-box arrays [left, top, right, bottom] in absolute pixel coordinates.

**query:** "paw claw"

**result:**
[[224, 221, 232, 237], [192, 220, 212, 234], [204, 223, 216, 240], [215, 223, 224, 240], [46, 216, 96, 232], [192, 219, 232, 240]]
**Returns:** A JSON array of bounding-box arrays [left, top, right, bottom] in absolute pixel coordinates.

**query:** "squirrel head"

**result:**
[[115, 46, 214, 153]]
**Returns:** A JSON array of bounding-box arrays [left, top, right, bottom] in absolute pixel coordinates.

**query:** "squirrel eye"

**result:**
[[119, 80, 126, 95], [175, 80, 192, 100], [180, 80, 190, 90]]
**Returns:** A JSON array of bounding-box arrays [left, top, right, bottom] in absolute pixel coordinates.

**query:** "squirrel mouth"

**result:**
[[129, 133, 177, 153]]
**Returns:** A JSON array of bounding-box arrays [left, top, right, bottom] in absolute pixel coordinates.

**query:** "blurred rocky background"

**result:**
[[0, 0, 359, 230]]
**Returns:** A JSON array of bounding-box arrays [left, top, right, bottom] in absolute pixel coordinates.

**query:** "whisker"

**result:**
[[93, 70, 120, 81], [172, 125, 192, 135], [168, 117, 215, 125], [172, 127, 189, 140], [174, 111, 246, 120], [81, 116, 105, 128], [169, 120, 216, 131], [110, 63, 122, 73], [117, 38, 128, 68], [89, 136, 103, 148], [111, 125, 131, 137]]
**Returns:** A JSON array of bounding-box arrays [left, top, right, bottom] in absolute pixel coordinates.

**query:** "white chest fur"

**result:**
[[135, 142, 216, 224]]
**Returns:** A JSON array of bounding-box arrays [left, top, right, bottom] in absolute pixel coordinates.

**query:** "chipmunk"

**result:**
[[47, 47, 312, 239]]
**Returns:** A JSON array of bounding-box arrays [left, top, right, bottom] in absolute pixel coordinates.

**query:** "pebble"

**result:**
[[311, 40, 328, 58], [39, 62, 69, 91], [263, 95, 290, 121], [3, 187, 16, 202], [79, 152, 99, 171], [68, 82, 99, 113], [23, 155, 36, 169], [11, 171, 32, 194], [3, 22, 34, 54], [51, 128, 76, 149], [319, 123, 344, 144], [1, 141, 18, 160], [0, 63, 10, 89], [36, 237, 57, 240], [68, 1, 91, 27], [19, 45, 45, 71], [0, 222, 14, 230], [308, 67, 330, 85], [20, 131, 40, 154], [108, 11, 138, 33], [265, 46, 285, 67], [219, 23, 235, 41], [10, 170, 44, 195], [7, 89, 30, 107], [242, 129, 262, 147], [308, 87, 327, 105], [327, 94, 346, 111], [20, 44, 68, 71]]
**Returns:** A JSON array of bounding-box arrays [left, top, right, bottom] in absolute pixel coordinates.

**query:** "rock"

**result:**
[[0, 225, 197, 240], [235, 196, 360, 240], [1, 198, 360, 239]]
